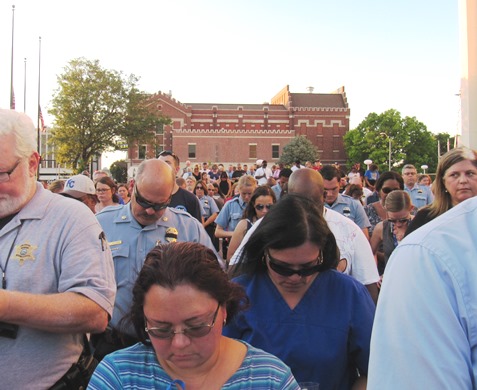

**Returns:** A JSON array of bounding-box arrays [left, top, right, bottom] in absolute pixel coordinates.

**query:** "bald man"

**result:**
[[230, 168, 379, 303], [95, 159, 221, 359]]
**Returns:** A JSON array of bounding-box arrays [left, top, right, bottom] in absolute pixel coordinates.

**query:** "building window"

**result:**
[[138, 145, 147, 160], [272, 144, 279, 159], [155, 123, 164, 135], [188, 144, 196, 159], [249, 144, 257, 159]]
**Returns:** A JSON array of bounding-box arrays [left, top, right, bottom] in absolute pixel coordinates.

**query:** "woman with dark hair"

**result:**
[[117, 183, 131, 204], [88, 242, 299, 389], [194, 180, 220, 251], [95, 176, 119, 213], [227, 185, 276, 262], [364, 171, 405, 237], [218, 171, 233, 198], [406, 146, 477, 236], [225, 195, 375, 389]]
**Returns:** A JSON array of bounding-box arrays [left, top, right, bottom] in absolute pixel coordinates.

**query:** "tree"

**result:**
[[279, 136, 319, 166], [110, 160, 128, 183], [344, 109, 440, 172], [49, 58, 167, 172]]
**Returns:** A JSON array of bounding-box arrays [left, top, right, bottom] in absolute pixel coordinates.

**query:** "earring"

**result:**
[[223, 319, 227, 326]]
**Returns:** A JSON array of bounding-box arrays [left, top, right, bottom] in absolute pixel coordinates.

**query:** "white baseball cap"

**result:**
[[62, 175, 96, 199]]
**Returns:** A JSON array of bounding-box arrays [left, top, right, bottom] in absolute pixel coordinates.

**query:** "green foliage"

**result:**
[[279, 136, 319, 166], [344, 109, 453, 173], [109, 160, 128, 183], [48, 58, 169, 172]]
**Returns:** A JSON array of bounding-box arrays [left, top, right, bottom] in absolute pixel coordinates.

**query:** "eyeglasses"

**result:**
[[381, 187, 399, 194], [255, 204, 273, 211], [96, 188, 111, 193], [195, 186, 204, 190], [134, 186, 171, 211], [266, 251, 323, 277], [145, 303, 220, 339], [388, 217, 411, 224], [0, 159, 22, 183]]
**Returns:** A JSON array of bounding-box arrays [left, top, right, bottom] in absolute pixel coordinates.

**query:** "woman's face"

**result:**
[[96, 182, 113, 203], [195, 183, 205, 198], [144, 284, 225, 371], [443, 160, 477, 205], [254, 195, 274, 219], [118, 186, 129, 199], [379, 179, 401, 202], [266, 241, 321, 295], [387, 209, 412, 228], [419, 176, 430, 186]]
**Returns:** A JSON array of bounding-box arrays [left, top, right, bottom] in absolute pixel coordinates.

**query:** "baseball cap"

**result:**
[[61, 175, 96, 199]]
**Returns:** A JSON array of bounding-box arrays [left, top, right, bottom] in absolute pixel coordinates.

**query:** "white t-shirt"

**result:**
[[230, 208, 379, 286]]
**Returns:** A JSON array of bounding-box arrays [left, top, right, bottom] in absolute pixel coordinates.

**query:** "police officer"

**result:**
[[321, 165, 371, 239], [0, 109, 116, 388], [94, 159, 221, 359]]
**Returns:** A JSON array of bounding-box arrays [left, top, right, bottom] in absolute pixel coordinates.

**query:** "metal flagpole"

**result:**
[[37, 36, 42, 178], [10, 5, 15, 109], [23, 58, 27, 112]]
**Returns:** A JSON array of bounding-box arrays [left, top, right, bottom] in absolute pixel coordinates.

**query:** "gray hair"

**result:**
[[0, 109, 37, 158]]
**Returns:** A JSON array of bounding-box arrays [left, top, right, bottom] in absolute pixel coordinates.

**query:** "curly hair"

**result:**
[[128, 242, 248, 343]]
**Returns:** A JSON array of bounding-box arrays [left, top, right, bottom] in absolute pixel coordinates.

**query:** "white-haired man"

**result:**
[[0, 109, 116, 388]]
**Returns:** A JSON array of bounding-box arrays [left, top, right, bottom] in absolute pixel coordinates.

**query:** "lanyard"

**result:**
[[1, 224, 22, 289]]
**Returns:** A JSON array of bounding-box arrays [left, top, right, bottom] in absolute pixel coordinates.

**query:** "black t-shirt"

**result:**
[[0, 213, 17, 230], [169, 187, 202, 222]]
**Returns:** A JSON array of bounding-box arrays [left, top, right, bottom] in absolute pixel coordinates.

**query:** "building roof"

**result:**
[[185, 103, 287, 111], [290, 93, 347, 109]]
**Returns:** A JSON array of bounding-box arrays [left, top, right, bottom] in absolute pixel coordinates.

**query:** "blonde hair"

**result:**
[[384, 190, 412, 212], [237, 174, 257, 189]]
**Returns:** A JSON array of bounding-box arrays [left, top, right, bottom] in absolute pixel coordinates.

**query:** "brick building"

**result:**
[[128, 85, 350, 169]]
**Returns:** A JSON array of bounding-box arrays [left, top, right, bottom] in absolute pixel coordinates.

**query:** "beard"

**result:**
[[0, 173, 36, 219]]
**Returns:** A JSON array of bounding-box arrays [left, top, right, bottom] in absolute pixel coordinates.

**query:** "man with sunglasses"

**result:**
[[0, 109, 116, 389], [95, 159, 220, 360], [157, 150, 203, 223]]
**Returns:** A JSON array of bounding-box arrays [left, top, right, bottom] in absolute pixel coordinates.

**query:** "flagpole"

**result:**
[[10, 5, 15, 110], [23, 58, 27, 112], [37, 36, 42, 178]]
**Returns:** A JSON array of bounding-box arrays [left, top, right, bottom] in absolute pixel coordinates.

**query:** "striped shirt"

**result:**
[[88, 340, 299, 389]]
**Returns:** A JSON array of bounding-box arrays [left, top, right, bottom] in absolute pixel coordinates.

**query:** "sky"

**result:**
[[1, 0, 461, 140]]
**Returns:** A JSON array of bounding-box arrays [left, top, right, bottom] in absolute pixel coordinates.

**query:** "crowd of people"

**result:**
[[2, 108, 477, 389]]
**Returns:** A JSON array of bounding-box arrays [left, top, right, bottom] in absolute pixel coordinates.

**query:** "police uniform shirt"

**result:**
[[324, 193, 371, 229], [96, 203, 221, 334], [215, 196, 247, 232]]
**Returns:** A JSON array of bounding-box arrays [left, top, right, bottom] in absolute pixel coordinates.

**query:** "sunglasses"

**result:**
[[195, 186, 204, 190], [134, 186, 171, 211], [255, 204, 273, 211], [266, 251, 322, 277], [388, 217, 411, 224], [381, 187, 399, 194], [145, 303, 220, 339]]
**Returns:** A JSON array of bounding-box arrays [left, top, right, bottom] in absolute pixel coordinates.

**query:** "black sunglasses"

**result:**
[[134, 186, 171, 211], [195, 186, 204, 190], [266, 251, 322, 277], [388, 217, 411, 224], [255, 204, 273, 211], [381, 187, 399, 194]]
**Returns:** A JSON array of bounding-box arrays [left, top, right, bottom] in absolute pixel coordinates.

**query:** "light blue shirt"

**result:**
[[404, 183, 433, 209], [368, 197, 477, 389], [324, 194, 370, 229], [198, 195, 219, 219], [96, 203, 221, 334], [215, 196, 247, 232], [271, 183, 282, 200]]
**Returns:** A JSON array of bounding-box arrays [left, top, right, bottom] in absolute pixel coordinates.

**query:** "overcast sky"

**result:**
[[1, 0, 461, 138]]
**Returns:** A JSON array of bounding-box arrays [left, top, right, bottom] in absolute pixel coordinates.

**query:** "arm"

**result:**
[[203, 212, 218, 228], [370, 222, 383, 255], [215, 223, 234, 239], [0, 290, 108, 333], [227, 220, 247, 261]]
